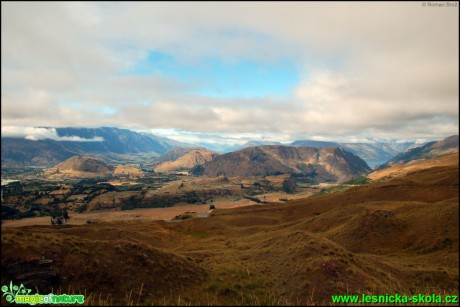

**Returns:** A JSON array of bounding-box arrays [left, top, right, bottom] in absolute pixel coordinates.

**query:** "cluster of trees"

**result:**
[[190, 165, 204, 176], [282, 178, 298, 194], [50, 208, 69, 225]]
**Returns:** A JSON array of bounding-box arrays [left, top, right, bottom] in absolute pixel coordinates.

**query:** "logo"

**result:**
[[2, 281, 84, 305]]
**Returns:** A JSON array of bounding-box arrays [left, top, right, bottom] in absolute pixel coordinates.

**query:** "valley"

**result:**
[[1, 168, 332, 226], [1, 153, 458, 305], [1, 134, 458, 305]]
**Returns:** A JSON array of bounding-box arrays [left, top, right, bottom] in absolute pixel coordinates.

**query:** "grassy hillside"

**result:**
[[1, 161, 458, 305], [368, 152, 458, 180]]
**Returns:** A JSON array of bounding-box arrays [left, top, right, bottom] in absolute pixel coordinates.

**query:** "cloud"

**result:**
[[1, 2, 458, 143], [1, 126, 104, 142], [295, 67, 458, 134]]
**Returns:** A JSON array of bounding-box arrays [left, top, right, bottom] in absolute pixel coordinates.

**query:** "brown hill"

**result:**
[[368, 151, 459, 180], [154, 148, 218, 173], [43, 155, 114, 179], [202, 145, 371, 182], [2, 157, 458, 305], [156, 147, 205, 163]]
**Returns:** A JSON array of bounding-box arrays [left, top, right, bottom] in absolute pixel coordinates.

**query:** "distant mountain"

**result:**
[[2, 127, 173, 167], [234, 140, 283, 150], [339, 142, 417, 167], [1, 137, 77, 168], [377, 135, 459, 170], [211, 140, 285, 154], [200, 145, 371, 182], [54, 127, 170, 154], [43, 155, 114, 179], [155, 148, 219, 173], [291, 140, 419, 167], [141, 133, 194, 150], [291, 140, 340, 148], [188, 142, 239, 154]]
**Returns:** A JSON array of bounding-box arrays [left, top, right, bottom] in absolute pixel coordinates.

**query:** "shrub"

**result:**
[[343, 177, 371, 185], [282, 178, 297, 194], [190, 165, 204, 176]]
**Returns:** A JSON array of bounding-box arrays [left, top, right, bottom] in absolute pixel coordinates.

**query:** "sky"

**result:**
[[1, 2, 459, 146]]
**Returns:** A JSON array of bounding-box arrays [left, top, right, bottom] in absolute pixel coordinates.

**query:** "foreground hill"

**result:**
[[201, 145, 371, 182], [43, 155, 114, 179], [1, 127, 176, 167], [377, 135, 459, 170], [154, 148, 219, 173], [2, 155, 457, 305]]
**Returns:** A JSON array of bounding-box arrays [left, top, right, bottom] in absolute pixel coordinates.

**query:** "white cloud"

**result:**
[[1, 126, 104, 142], [1, 2, 458, 143]]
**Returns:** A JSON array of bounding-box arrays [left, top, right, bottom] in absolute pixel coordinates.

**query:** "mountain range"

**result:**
[[1, 126, 456, 171], [39, 144, 370, 183], [1, 127, 178, 167], [177, 139, 421, 167]]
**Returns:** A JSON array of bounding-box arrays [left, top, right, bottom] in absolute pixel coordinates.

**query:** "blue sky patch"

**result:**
[[125, 51, 301, 98]]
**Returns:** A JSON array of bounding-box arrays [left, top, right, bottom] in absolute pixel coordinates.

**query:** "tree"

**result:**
[[63, 209, 69, 221], [190, 165, 204, 176], [282, 178, 297, 194]]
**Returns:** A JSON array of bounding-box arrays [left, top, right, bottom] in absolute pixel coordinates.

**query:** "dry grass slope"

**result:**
[[369, 152, 458, 181], [2, 158, 458, 305], [155, 149, 218, 173], [43, 155, 114, 179]]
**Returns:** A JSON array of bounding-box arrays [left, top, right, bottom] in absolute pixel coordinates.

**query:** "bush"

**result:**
[[282, 178, 297, 194], [243, 196, 261, 203], [76, 204, 87, 213], [63, 210, 69, 220], [343, 177, 370, 185], [190, 165, 204, 176], [1, 205, 20, 220], [18, 210, 36, 219]]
